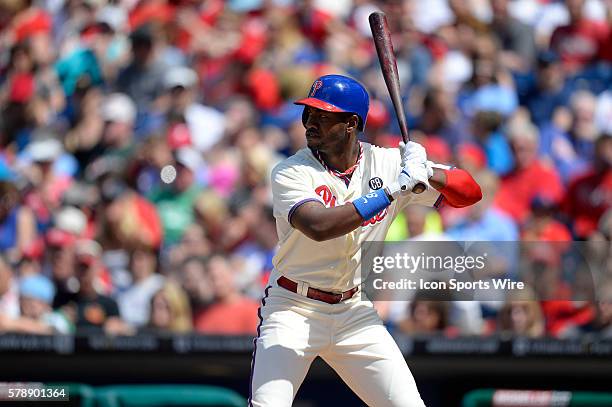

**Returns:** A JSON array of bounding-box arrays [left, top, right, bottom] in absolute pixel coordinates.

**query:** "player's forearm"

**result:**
[[429, 167, 482, 208], [292, 202, 366, 242]]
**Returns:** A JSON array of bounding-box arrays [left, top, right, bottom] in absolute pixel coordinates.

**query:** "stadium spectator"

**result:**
[[470, 111, 513, 175], [54, 28, 104, 97], [397, 289, 454, 336], [595, 91, 612, 136], [588, 209, 612, 274], [97, 93, 137, 164], [115, 25, 166, 112], [489, 0, 537, 71], [497, 289, 545, 338], [549, 0, 610, 73], [494, 116, 564, 224], [566, 91, 602, 161], [558, 89, 605, 177], [400, 205, 445, 241], [48, 228, 78, 309], [195, 255, 259, 335], [521, 196, 572, 242], [517, 241, 596, 337], [459, 58, 519, 119], [75, 239, 112, 295], [416, 87, 469, 148], [22, 135, 73, 231], [192, 191, 228, 243], [18, 274, 72, 334], [118, 248, 164, 327], [147, 282, 192, 334], [65, 91, 136, 178], [517, 50, 575, 126], [0, 256, 19, 319], [563, 135, 612, 239], [178, 257, 214, 324], [1, 44, 39, 145], [578, 280, 612, 337], [446, 170, 519, 241], [0, 180, 36, 263], [541, 300, 596, 338], [159, 66, 225, 153], [98, 180, 162, 252], [167, 224, 211, 270], [65, 247, 132, 335], [227, 196, 277, 274], [455, 142, 487, 173], [149, 148, 202, 246]]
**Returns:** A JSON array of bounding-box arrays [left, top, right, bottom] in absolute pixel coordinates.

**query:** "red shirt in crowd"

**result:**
[[494, 160, 564, 224], [541, 301, 595, 337], [550, 19, 610, 72], [522, 219, 572, 242], [11, 8, 52, 42], [601, 28, 612, 62], [562, 168, 612, 239], [195, 297, 260, 335]]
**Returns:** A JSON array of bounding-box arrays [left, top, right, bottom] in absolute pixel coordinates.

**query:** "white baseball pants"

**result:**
[[248, 283, 426, 407]]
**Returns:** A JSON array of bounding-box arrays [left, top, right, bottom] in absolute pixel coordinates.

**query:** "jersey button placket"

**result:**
[[345, 232, 355, 291]]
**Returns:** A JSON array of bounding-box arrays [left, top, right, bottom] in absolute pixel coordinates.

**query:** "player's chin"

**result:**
[[306, 137, 322, 149]]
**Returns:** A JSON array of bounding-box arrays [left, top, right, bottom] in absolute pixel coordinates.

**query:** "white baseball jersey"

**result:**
[[270, 141, 445, 292]]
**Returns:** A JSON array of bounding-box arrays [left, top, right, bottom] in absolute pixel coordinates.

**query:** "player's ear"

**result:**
[[346, 114, 359, 132]]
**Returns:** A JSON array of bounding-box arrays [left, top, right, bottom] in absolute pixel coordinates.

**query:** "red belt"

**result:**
[[277, 276, 358, 304]]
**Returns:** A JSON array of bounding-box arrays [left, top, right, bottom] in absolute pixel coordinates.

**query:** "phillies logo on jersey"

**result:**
[[309, 80, 323, 97], [362, 207, 388, 227], [315, 185, 337, 207]]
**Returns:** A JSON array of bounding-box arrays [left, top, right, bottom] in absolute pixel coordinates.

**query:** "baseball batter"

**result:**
[[249, 75, 482, 406]]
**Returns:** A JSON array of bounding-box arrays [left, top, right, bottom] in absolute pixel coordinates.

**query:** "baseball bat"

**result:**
[[368, 11, 426, 194]]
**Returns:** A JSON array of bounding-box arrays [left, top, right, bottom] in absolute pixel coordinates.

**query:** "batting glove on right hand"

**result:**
[[385, 163, 429, 200], [399, 141, 427, 167]]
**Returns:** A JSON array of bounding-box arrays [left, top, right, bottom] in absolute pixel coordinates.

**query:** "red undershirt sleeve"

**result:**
[[438, 168, 482, 208]]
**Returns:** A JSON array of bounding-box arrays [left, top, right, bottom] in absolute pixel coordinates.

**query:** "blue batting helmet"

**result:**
[[295, 74, 370, 131]]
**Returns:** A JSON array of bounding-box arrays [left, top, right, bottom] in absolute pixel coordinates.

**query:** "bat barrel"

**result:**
[[368, 12, 410, 142], [369, 11, 425, 194]]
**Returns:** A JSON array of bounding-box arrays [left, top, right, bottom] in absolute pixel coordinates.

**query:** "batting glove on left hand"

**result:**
[[399, 141, 427, 168], [385, 163, 429, 200]]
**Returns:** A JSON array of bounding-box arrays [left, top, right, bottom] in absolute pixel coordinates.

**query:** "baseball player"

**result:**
[[249, 75, 482, 406]]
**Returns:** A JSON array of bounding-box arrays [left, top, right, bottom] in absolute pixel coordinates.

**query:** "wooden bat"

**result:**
[[368, 11, 426, 194]]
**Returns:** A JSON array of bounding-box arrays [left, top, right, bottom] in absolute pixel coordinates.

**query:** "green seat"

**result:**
[[462, 389, 495, 407], [95, 385, 245, 407], [462, 389, 612, 407], [570, 392, 612, 406], [46, 383, 96, 407]]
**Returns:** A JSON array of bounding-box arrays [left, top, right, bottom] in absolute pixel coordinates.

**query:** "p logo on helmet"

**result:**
[[295, 74, 370, 132], [309, 80, 323, 97]]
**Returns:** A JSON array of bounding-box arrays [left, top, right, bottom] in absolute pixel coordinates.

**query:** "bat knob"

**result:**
[[412, 183, 426, 194]]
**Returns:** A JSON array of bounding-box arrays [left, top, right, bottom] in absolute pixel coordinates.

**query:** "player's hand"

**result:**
[[425, 160, 435, 179], [385, 163, 429, 200], [399, 141, 427, 167]]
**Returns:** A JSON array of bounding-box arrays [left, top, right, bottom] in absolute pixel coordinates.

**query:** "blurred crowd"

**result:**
[[0, 0, 610, 339]]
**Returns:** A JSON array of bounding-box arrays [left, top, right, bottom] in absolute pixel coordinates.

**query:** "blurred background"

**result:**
[[0, 0, 610, 405]]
